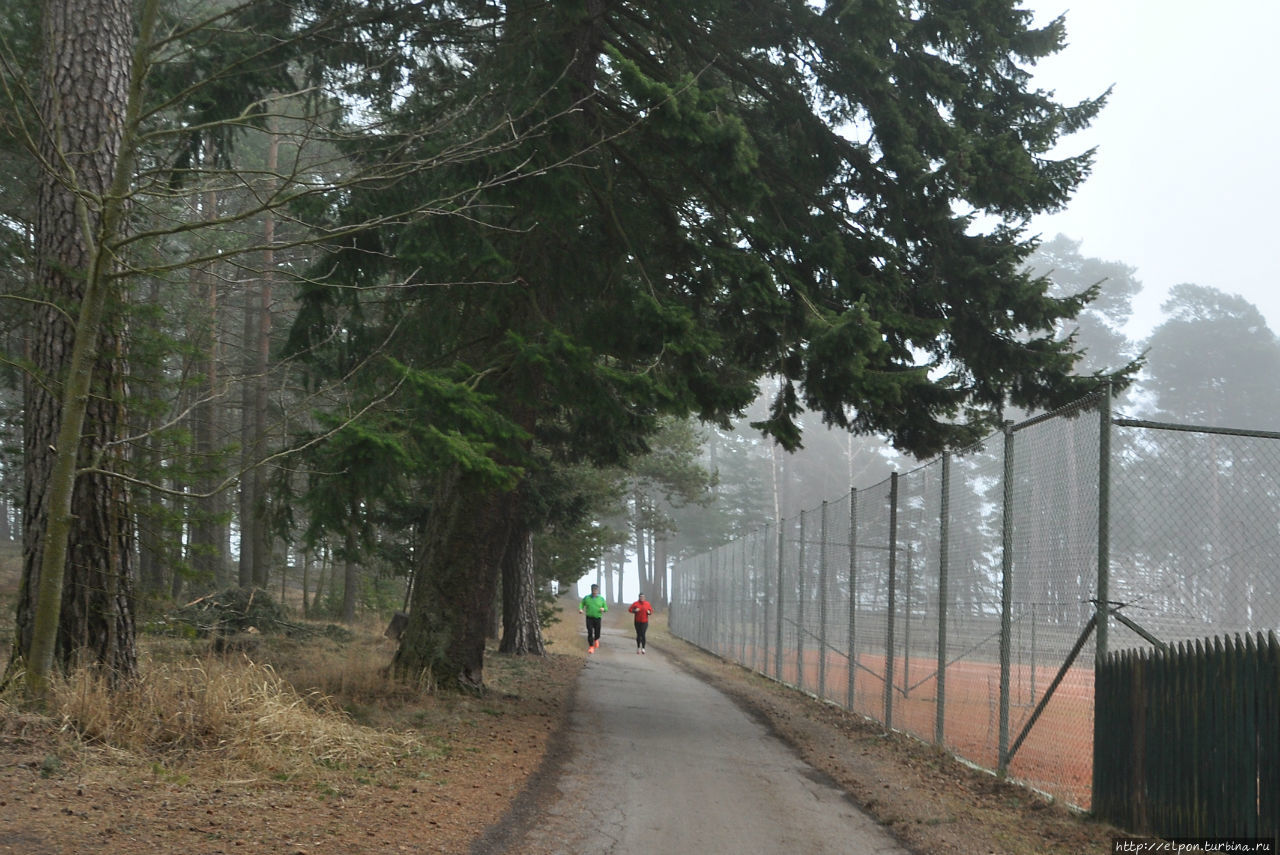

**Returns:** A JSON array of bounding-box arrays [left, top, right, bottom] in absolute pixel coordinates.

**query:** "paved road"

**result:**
[[492, 626, 909, 855]]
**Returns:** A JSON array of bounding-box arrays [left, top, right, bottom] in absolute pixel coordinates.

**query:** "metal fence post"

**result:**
[[762, 523, 772, 675], [1097, 383, 1112, 666], [819, 501, 829, 699], [749, 532, 760, 672], [885, 472, 899, 730], [1092, 384, 1112, 811], [775, 517, 785, 682], [739, 537, 749, 664], [936, 452, 951, 745], [732, 540, 742, 660], [796, 508, 807, 689], [999, 421, 1015, 775], [847, 487, 859, 711], [709, 548, 719, 653], [904, 543, 913, 699]]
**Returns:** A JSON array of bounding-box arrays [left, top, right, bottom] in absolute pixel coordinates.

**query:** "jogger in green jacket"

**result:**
[[580, 584, 608, 652]]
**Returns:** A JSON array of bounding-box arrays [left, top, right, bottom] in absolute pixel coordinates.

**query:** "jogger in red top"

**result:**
[[628, 593, 654, 653]]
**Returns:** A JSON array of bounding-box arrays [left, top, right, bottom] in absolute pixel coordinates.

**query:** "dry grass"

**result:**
[[0, 599, 586, 854], [0, 605, 569, 785], [40, 654, 421, 781]]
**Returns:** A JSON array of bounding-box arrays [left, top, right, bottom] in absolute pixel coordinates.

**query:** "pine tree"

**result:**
[[290, 0, 1129, 690]]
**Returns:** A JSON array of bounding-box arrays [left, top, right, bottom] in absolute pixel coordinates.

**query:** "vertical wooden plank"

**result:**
[[1185, 638, 1206, 837], [1095, 649, 1114, 821], [1209, 636, 1227, 838], [1240, 633, 1258, 837], [1223, 635, 1241, 836], [1134, 647, 1150, 832], [1193, 637, 1210, 836], [1259, 632, 1279, 844], [1145, 645, 1162, 835], [1173, 639, 1193, 838], [1159, 642, 1175, 836], [1219, 636, 1236, 836], [1093, 648, 1114, 822]]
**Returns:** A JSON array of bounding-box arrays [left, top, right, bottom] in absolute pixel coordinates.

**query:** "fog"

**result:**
[[1024, 0, 1280, 337]]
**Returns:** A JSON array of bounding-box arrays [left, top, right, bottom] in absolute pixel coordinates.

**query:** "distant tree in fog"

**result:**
[[1024, 234, 1143, 379], [1140, 284, 1280, 428], [1115, 284, 1280, 632]]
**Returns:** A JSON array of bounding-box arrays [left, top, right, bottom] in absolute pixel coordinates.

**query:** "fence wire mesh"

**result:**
[[669, 391, 1280, 810]]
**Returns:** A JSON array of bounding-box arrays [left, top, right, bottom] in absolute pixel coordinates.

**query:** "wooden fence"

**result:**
[[1094, 631, 1279, 840]]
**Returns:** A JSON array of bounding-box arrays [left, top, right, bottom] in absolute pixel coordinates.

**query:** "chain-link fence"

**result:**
[[670, 389, 1280, 809]]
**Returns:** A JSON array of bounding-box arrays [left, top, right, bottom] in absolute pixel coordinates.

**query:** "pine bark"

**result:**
[[499, 526, 544, 655], [13, 0, 138, 686], [393, 471, 516, 691]]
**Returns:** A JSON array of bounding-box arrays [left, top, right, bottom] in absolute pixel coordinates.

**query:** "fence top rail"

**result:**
[[1112, 416, 1280, 441], [1011, 388, 1105, 432]]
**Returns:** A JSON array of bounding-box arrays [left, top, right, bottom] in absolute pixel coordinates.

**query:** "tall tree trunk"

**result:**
[[310, 543, 328, 615], [644, 526, 655, 598], [603, 549, 614, 603], [300, 546, 312, 618], [168, 479, 187, 600], [342, 524, 358, 624], [394, 471, 515, 692], [237, 287, 258, 588], [135, 280, 167, 597], [12, 0, 140, 692], [135, 408, 166, 597], [617, 552, 627, 605], [654, 533, 668, 606], [499, 525, 544, 655], [633, 492, 647, 596], [249, 130, 276, 589], [190, 177, 228, 592]]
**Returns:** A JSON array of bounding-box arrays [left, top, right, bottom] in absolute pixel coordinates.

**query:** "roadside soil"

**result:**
[[0, 593, 1126, 855]]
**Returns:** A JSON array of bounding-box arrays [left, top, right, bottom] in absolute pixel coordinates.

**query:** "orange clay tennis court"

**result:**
[[726, 644, 1095, 808]]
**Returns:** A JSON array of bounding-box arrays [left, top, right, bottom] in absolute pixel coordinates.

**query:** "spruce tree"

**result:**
[[291, 0, 1128, 690]]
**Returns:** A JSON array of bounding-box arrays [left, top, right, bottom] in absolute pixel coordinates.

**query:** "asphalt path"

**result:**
[[488, 625, 909, 855]]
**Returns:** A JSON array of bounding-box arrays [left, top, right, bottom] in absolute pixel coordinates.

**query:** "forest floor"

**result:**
[[0, 590, 1129, 855]]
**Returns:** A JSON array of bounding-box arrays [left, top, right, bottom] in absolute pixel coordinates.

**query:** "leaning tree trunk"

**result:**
[[394, 471, 517, 692], [12, 0, 140, 691], [499, 525, 544, 655]]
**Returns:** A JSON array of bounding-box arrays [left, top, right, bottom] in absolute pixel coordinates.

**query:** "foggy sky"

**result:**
[[1025, 0, 1280, 338]]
